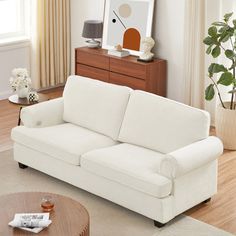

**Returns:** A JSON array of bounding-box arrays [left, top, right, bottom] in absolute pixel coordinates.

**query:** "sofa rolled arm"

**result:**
[[20, 97, 64, 128], [159, 136, 223, 179]]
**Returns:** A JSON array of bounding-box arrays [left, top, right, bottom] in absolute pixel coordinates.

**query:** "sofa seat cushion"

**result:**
[[81, 143, 172, 198], [11, 123, 117, 166]]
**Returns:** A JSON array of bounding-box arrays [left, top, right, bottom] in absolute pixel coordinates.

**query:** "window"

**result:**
[[0, 0, 29, 41]]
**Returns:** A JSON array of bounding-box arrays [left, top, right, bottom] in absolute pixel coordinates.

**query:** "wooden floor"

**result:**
[[0, 88, 236, 235], [186, 149, 236, 234]]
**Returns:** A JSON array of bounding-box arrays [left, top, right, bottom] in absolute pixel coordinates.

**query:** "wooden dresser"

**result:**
[[75, 47, 167, 96]]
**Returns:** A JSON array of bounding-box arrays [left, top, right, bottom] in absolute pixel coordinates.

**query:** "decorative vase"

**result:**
[[16, 86, 29, 98], [216, 102, 236, 150]]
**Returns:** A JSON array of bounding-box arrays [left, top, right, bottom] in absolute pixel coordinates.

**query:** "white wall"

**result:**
[[71, 0, 105, 74], [153, 0, 185, 101], [70, 0, 186, 102], [0, 43, 30, 99]]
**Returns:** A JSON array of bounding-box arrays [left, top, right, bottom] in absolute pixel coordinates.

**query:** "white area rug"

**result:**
[[0, 150, 234, 236]]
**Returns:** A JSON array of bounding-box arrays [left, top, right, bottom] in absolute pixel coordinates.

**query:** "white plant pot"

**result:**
[[16, 86, 29, 98], [216, 102, 236, 150]]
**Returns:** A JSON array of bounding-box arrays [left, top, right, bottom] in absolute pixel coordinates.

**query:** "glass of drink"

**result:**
[[41, 195, 54, 212]]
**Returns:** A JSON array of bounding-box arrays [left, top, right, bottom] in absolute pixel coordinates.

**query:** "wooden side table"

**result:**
[[0, 192, 90, 236], [8, 93, 49, 126]]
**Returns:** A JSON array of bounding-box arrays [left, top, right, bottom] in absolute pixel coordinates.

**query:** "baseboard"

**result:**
[[37, 84, 65, 93], [0, 90, 12, 100]]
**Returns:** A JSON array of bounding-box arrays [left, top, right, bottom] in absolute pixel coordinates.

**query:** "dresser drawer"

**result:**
[[76, 64, 109, 82], [76, 50, 109, 70], [110, 58, 146, 80], [110, 72, 145, 90]]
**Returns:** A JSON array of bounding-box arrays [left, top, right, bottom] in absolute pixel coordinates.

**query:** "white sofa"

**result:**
[[11, 76, 223, 227]]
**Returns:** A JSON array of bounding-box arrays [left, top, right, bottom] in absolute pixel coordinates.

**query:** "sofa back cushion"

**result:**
[[118, 90, 210, 153], [63, 76, 132, 140]]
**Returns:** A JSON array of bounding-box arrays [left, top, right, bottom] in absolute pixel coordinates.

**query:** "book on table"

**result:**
[[8, 213, 52, 233], [108, 49, 130, 57]]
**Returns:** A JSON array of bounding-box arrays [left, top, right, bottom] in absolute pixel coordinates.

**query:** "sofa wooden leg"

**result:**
[[18, 163, 28, 169], [154, 220, 166, 228], [203, 198, 211, 204]]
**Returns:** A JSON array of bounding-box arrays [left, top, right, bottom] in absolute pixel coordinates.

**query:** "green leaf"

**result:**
[[224, 12, 233, 22], [212, 46, 221, 58], [219, 32, 230, 42], [225, 49, 235, 59], [205, 84, 215, 101], [208, 63, 227, 74], [217, 72, 234, 86], [233, 19, 236, 28], [206, 45, 212, 54], [208, 26, 217, 37], [203, 36, 214, 45], [219, 26, 229, 33], [212, 22, 227, 27], [227, 27, 235, 36]]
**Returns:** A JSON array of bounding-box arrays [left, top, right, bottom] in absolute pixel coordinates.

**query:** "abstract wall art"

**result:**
[[102, 0, 155, 56]]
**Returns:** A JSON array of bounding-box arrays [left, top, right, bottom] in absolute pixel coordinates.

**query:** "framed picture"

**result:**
[[102, 0, 155, 56]]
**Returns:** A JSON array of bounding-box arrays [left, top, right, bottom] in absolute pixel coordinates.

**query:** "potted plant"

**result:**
[[9, 68, 32, 98], [204, 12, 236, 150]]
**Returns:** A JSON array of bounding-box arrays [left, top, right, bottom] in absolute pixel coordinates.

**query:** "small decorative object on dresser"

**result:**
[[138, 37, 155, 62], [9, 68, 31, 98], [108, 44, 130, 57], [82, 20, 103, 48], [75, 47, 167, 96]]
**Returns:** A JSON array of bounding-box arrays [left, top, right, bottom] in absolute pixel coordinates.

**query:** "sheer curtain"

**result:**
[[31, 0, 71, 89], [183, 0, 206, 109]]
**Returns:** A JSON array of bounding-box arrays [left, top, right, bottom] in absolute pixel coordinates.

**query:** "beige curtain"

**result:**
[[184, 0, 205, 109], [33, 0, 71, 89]]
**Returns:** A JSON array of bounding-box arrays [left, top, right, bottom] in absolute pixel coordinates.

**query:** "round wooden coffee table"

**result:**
[[8, 93, 49, 125], [0, 192, 89, 236]]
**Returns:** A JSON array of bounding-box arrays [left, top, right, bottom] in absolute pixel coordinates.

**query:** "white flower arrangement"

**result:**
[[9, 68, 32, 92]]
